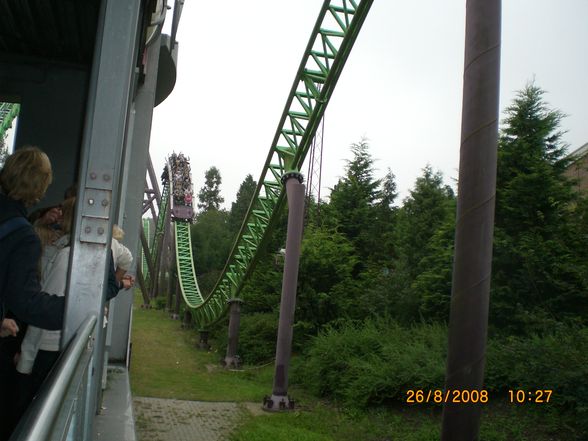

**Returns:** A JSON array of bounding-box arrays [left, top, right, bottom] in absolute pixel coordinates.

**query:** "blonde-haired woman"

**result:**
[[0, 147, 64, 441], [0, 146, 65, 328]]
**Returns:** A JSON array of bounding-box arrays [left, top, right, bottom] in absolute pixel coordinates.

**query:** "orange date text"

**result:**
[[405, 389, 489, 404]]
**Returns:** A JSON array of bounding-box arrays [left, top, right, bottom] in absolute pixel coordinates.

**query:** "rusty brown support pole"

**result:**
[[165, 220, 176, 312], [139, 228, 155, 282], [172, 278, 181, 319], [441, 0, 501, 440], [145, 179, 158, 221], [158, 228, 169, 303], [149, 198, 170, 300], [150, 239, 162, 300], [182, 304, 192, 329], [135, 265, 150, 307], [263, 172, 305, 411], [143, 193, 157, 215], [224, 298, 243, 369], [166, 246, 174, 312], [146, 155, 161, 210]]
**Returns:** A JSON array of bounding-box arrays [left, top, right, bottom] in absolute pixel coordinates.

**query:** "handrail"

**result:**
[[10, 315, 97, 441]]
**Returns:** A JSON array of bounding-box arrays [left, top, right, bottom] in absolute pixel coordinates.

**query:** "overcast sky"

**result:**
[[150, 0, 588, 209]]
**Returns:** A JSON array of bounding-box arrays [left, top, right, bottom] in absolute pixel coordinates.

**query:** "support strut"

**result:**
[[264, 172, 305, 411]]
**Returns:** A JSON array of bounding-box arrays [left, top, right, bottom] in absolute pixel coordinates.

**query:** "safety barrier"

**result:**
[[10, 315, 98, 441]]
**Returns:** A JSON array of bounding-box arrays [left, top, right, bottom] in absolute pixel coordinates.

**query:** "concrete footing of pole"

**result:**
[[198, 330, 210, 350], [262, 394, 295, 411], [181, 310, 192, 328]]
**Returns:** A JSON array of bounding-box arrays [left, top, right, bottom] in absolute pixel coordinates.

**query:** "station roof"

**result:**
[[0, 0, 100, 65]]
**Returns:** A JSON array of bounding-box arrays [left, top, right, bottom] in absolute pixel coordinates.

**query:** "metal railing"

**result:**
[[10, 315, 97, 441]]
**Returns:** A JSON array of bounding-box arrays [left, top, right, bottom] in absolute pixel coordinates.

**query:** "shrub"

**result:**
[[486, 326, 588, 437], [297, 318, 588, 438], [154, 296, 167, 310], [236, 312, 279, 365], [294, 319, 447, 407]]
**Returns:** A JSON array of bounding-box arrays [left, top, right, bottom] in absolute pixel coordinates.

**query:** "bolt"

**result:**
[[90, 172, 97, 180], [97, 227, 104, 235], [85, 226, 91, 234], [101, 199, 108, 207], [103, 174, 110, 181], [88, 198, 94, 205]]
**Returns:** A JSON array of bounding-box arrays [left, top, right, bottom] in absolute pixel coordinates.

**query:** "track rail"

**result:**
[[0, 102, 20, 140], [142, 218, 151, 279], [162, 0, 374, 327], [146, 182, 170, 290]]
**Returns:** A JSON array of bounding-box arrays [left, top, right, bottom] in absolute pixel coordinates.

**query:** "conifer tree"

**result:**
[[228, 174, 256, 234], [491, 82, 588, 332], [388, 165, 455, 322], [328, 139, 381, 259], [197, 166, 224, 211], [394, 165, 454, 281]]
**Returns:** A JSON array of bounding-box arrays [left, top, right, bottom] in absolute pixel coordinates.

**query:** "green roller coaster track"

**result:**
[[159, 0, 374, 327], [0, 102, 20, 140], [142, 218, 151, 279], [145, 183, 170, 289]]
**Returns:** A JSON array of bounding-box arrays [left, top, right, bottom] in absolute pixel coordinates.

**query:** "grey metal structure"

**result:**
[[64, 1, 142, 427], [10, 316, 98, 441], [141, 154, 171, 305], [1, 0, 180, 439], [108, 28, 166, 365]]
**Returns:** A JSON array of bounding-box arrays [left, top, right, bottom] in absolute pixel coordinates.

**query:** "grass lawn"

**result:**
[[231, 403, 566, 441], [130, 293, 570, 441], [130, 294, 271, 401]]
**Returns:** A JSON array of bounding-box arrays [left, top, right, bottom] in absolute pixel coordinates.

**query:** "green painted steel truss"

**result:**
[[0, 103, 20, 140], [167, 0, 374, 327], [145, 182, 169, 290]]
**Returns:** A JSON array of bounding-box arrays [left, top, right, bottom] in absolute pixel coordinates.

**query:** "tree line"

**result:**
[[189, 83, 588, 436], [193, 82, 587, 337]]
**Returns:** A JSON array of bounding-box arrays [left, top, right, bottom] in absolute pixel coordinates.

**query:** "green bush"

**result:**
[[486, 326, 588, 437], [236, 312, 279, 365], [296, 319, 587, 437], [294, 319, 447, 407], [154, 296, 167, 310]]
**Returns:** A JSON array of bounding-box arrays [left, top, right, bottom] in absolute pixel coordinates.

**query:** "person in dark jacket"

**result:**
[[0, 146, 64, 441], [0, 146, 64, 330]]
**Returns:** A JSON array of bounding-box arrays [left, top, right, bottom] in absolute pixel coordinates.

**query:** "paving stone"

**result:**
[[133, 397, 246, 441]]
